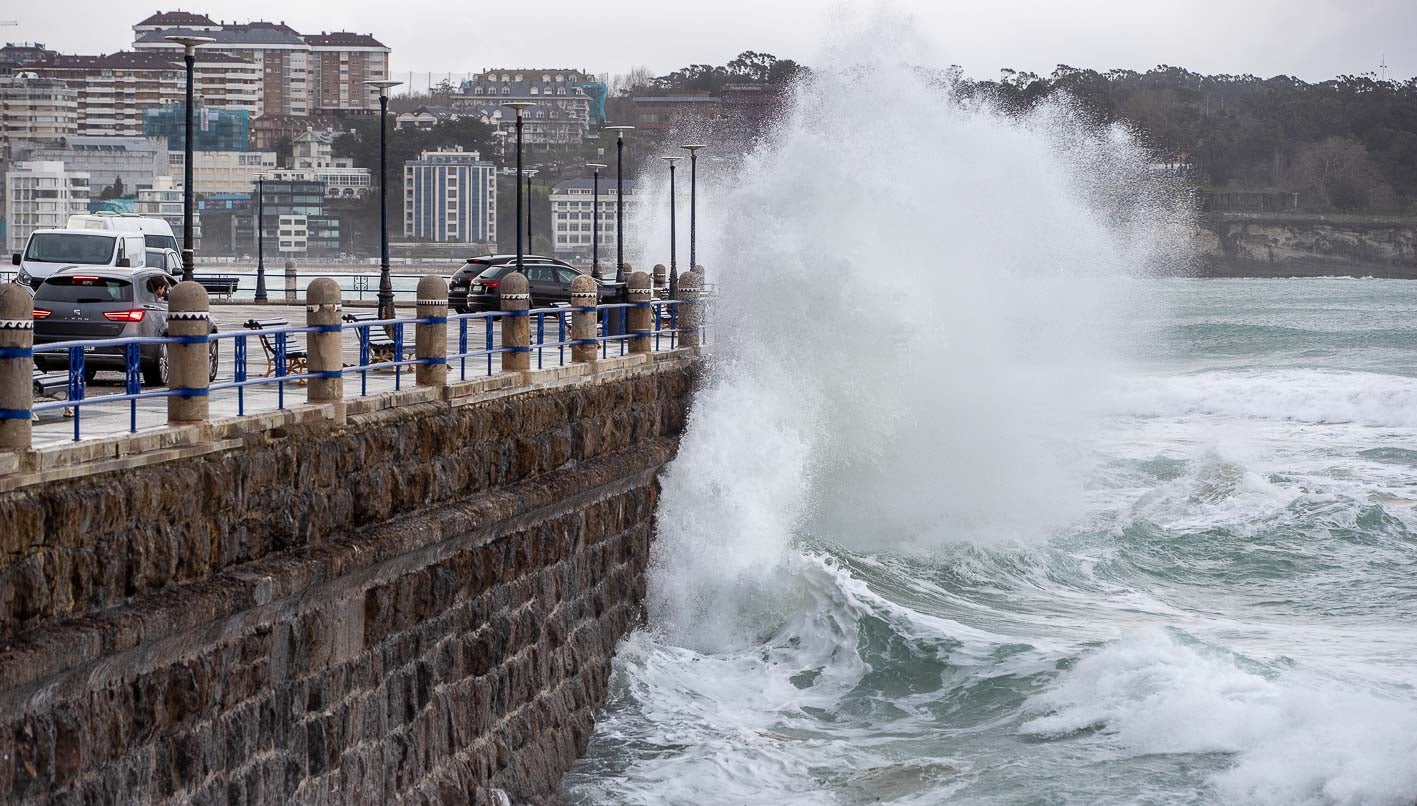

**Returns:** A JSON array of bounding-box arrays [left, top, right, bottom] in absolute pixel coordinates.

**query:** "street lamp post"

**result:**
[[165, 35, 214, 282], [680, 144, 706, 278], [254, 174, 267, 301], [503, 102, 536, 273], [605, 125, 634, 280], [586, 162, 606, 278], [364, 79, 402, 320], [525, 170, 537, 255], [661, 156, 680, 291]]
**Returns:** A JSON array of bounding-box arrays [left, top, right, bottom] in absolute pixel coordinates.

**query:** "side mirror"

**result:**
[[116, 257, 131, 268], [11, 253, 19, 266]]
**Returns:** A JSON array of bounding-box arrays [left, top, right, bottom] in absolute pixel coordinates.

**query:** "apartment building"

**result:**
[[17, 135, 168, 194], [451, 69, 595, 146], [168, 149, 277, 195], [5, 160, 90, 252], [549, 177, 638, 260], [0, 73, 78, 157], [133, 13, 390, 116], [134, 175, 199, 244], [403, 148, 496, 244]]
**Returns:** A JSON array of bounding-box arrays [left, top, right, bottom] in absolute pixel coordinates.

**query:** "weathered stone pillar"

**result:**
[[627, 271, 653, 354], [678, 270, 701, 350], [305, 277, 343, 403], [652, 263, 667, 290], [167, 281, 210, 423], [284, 258, 298, 302], [500, 271, 530, 373], [570, 274, 598, 364], [0, 284, 34, 450], [416, 274, 448, 387]]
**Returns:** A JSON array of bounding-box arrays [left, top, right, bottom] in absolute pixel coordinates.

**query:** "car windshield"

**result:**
[[36, 276, 133, 303], [24, 233, 116, 265], [145, 249, 164, 266], [144, 233, 179, 251]]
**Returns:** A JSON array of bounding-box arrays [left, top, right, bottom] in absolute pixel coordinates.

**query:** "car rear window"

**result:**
[[475, 266, 512, 280], [36, 276, 133, 303]]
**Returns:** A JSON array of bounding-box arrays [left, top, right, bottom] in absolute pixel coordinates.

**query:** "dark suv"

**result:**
[[449, 255, 576, 313], [461, 262, 625, 312], [32, 267, 219, 385]]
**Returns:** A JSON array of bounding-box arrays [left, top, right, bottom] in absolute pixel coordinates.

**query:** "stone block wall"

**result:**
[[0, 355, 696, 804]]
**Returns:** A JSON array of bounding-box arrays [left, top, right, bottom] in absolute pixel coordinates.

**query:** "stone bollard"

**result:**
[[695, 264, 706, 283], [653, 263, 667, 290], [677, 271, 701, 350], [415, 274, 448, 387], [570, 275, 598, 364], [167, 281, 210, 423], [305, 277, 343, 403], [499, 271, 530, 373], [619, 262, 632, 283], [627, 271, 653, 354], [284, 258, 298, 302], [0, 284, 34, 450]]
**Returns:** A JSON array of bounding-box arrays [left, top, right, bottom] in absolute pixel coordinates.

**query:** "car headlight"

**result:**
[[16, 268, 32, 284]]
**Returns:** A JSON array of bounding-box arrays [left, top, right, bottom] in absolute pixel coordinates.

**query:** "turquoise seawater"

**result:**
[[563, 279, 1417, 806]]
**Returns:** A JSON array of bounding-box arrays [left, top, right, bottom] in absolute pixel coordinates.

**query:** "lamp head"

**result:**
[[586, 162, 608, 170], [164, 35, 215, 53], [680, 144, 708, 154], [502, 101, 536, 117], [604, 124, 635, 140], [363, 79, 403, 99]]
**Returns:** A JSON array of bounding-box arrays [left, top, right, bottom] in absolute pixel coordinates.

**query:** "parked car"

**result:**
[[448, 254, 576, 313], [145, 247, 183, 275], [32, 266, 218, 386], [461, 262, 625, 313]]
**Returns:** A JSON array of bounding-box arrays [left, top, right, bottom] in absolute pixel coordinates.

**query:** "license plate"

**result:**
[[472, 284, 483, 292], [83, 345, 95, 353]]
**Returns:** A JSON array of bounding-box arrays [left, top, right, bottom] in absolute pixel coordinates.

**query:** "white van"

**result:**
[[11, 229, 148, 289], [67, 212, 180, 254]]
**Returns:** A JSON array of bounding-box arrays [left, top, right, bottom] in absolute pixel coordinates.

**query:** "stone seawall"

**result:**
[[0, 354, 696, 804]]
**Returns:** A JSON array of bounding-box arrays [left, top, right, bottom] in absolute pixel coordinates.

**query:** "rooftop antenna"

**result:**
[[1379, 53, 1388, 81]]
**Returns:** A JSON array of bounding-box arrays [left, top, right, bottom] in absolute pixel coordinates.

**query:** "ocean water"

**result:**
[[562, 17, 1417, 805]]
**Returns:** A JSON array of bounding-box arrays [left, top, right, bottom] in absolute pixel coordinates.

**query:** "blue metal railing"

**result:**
[[26, 298, 696, 441]]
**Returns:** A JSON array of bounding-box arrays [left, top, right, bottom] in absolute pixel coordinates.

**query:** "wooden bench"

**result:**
[[342, 312, 414, 365], [32, 367, 68, 398], [242, 318, 308, 377], [197, 276, 241, 300]]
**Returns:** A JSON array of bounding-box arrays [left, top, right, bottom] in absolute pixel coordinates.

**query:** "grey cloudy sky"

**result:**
[[13, 0, 1415, 89]]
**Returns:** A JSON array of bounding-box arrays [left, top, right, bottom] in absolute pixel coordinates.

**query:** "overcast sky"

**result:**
[[13, 0, 1414, 90]]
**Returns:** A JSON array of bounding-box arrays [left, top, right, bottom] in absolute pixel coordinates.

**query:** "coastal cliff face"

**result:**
[[1194, 214, 1417, 277]]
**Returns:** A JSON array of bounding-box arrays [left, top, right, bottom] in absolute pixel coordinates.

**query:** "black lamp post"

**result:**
[[662, 156, 680, 289], [364, 78, 402, 319], [680, 144, 706, 277], [253, 174, 267, 301], [165, 35, 213, 282], [503, 102, 536, 273], [525, 169, 537, 255], [604, 125, 634, 280], [586, 162, 606, 278]]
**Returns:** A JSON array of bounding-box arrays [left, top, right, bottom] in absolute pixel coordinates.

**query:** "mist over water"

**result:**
[[564, 13, 1417, 806]]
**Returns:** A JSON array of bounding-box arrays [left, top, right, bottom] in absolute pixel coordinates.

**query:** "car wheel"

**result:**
[[142, 344, 169, 387], [83, 366, 98, 384], [208, 340, 219, 382], [454, 304, 469, 314]]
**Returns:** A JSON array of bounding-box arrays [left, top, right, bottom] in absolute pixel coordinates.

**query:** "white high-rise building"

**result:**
[[550, 178, 638, 261], [5, 161, 91, 252], [0, 73, 78, 156]]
